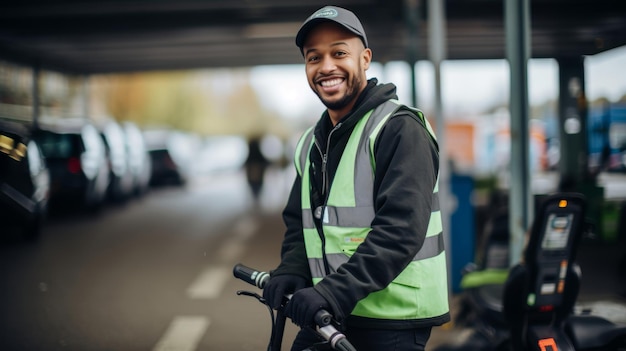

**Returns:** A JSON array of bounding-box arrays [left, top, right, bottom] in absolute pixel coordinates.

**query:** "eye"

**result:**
[[334, 50, 347, 57], [306, 55, 320, 63]]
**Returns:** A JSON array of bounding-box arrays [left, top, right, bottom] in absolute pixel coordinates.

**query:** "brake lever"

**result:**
[[236, 290, 266, 304]]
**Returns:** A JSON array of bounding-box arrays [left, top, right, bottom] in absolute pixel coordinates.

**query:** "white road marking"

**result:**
[[153, 316, 209, 351], [216, 217, 258, 262], [186, 266, 231, 299], [234, 216, 258, 240], [165, 217, 258, 351], [186, 216, 258, 299], [216, 239, 246, 262]]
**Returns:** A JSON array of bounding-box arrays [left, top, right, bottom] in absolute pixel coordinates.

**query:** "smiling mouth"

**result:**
[[319, 78, 344, 87]]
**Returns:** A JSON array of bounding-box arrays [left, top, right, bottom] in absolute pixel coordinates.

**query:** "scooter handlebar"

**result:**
[[233, 263, 357, 351], [233, 263, 270, 289]]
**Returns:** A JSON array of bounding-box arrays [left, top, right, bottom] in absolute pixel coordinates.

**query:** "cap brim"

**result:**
[[295, 18, 365, 50]]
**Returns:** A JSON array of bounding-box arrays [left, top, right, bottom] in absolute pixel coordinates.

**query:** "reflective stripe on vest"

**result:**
[[294, 100, 449, 320]]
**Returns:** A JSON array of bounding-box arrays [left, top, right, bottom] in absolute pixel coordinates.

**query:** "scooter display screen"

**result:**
[[541, 213, 573, 251]]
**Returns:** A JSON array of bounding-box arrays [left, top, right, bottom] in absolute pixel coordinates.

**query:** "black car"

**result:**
[[144, 129, 192, 187], [34, 117, 110, 213], [0, 119, 50, 240]]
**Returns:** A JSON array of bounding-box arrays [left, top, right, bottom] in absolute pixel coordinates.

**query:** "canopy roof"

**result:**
[[0, 0, 624, 74]]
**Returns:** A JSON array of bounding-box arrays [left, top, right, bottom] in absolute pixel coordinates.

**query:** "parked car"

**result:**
[[0, 119, 50, 241], [34, 117, 110, 213], [99, 119, 134, 202], [122, 121, 151, 196], [143, 129, 192, 187]]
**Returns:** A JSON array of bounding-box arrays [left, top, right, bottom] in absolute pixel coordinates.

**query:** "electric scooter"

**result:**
[[435, 192, 626, 351]]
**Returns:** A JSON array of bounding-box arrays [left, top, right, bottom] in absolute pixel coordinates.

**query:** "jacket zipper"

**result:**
[[315, 122, 342, 197], [313, 122, 342, 276]]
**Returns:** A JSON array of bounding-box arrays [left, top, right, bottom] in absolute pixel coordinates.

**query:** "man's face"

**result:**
[[302, 22, 372, 118]]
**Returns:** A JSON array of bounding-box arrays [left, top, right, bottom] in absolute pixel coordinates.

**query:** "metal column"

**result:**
[[428, 0, 453, 289], [505, 0, 533, 266], [32, 65, 40, 128], [404, 0, 420, 107], [557, 57, 589, 189], [557, 57, 605, 238]]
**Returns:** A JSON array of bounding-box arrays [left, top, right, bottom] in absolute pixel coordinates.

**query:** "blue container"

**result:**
[[449, 174, 475, 293]]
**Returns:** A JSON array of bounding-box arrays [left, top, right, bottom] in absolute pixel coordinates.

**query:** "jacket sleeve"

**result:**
[[270, 174, 312, 281], [314, 112, 439, 321]]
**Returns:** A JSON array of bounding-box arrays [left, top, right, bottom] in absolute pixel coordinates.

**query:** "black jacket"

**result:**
[[273, 78, 445, 329]]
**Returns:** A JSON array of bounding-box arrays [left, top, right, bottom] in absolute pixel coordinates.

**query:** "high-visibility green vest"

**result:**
[[294, 100, 449, 320]]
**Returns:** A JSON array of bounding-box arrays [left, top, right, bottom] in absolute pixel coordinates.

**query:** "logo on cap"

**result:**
[[311, 8, 338, 20]]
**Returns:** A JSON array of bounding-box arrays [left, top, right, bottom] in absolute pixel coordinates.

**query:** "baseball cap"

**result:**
[[295, 6, 368, 53]]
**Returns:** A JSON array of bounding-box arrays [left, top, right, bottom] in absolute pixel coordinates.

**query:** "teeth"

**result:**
[[320, 78, 342, 87]]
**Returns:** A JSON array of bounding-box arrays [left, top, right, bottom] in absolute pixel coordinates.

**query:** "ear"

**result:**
[[361, 48, 372, 70]]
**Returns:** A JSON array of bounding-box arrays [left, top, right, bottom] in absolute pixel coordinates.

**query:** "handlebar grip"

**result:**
[[233, 263, 270, 289], [317, 324, 356, 351], [315, 309, 333, 326]]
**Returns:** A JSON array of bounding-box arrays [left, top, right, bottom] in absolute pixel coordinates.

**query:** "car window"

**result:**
[[37, 132, 81, 158]]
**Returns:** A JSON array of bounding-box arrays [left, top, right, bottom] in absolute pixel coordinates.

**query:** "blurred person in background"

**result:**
[[262, 5, 450, 351], [245, 136, 270, 202]]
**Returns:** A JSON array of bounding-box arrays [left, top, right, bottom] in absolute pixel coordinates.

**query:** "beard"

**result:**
[[314, 67, 364, 111]]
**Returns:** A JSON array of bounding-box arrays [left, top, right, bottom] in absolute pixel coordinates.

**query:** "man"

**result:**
[[263, 5, 450, 351]]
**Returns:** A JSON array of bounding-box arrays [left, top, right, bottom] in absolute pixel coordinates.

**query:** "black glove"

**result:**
[[284, 287, 330, 327], [262, 274, 308, 309]]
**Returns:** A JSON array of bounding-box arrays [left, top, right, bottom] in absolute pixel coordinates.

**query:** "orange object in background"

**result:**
[[446, 121, 475, 171]]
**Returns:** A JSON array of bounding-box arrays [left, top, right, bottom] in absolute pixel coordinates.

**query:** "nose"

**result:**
[[319, 55, 337, 73]]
